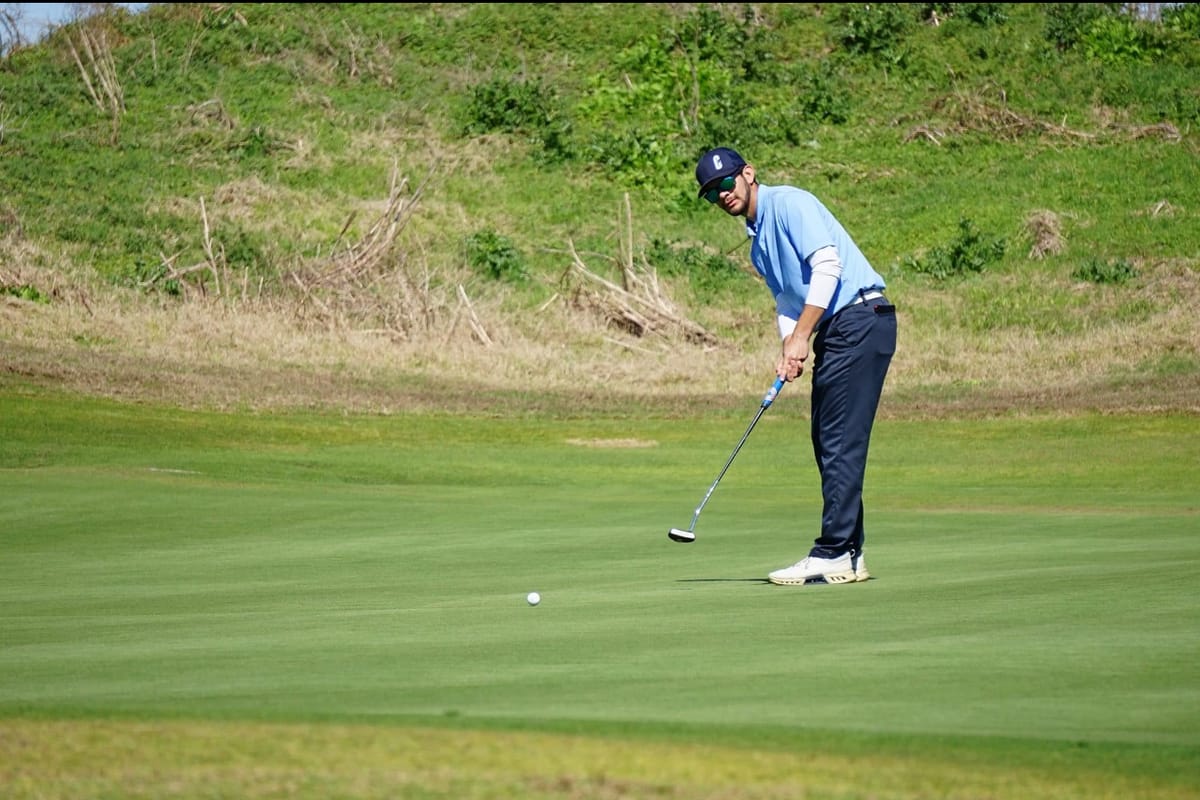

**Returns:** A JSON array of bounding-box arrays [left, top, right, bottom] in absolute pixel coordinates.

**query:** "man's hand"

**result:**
[[777, 332, 809, 382], [776, 303, 825, 382]]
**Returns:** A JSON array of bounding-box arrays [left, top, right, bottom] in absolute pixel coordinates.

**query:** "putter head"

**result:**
[[668, 527, 696, 543]]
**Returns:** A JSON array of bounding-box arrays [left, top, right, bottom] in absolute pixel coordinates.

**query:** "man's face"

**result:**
[[704, 166, 752, 216]]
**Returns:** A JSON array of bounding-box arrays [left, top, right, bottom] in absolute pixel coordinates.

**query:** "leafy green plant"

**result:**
[[671, 4, 779, 83], [465, 229, 528, 284], [1043, 3, 1120, 51], [902, 217, 1006, 280], [1163, 2, 1200, 37], [833, 3, 916, 63], [583, 129, 679, 188], [0, 283, 49, 303], [462, 76, 561, 140], [789, 61, 850, 125], [647, 238, 748, 300], [121, 259, 182, 296], [459, 72, 575, 160], [918, 4, 1009, 27], [1072, 257, 1137, 285], [573, 5, 801, 184], [1081, 13, 1165, 65], [573, 26, 728, 182], [228, 125, 286, 160]]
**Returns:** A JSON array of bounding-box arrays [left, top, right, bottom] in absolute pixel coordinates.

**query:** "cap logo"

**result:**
[[711, 154, 725, 172]]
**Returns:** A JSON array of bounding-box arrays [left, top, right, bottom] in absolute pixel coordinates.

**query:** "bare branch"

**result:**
[[563, 239, 718, 346], [456, 284, 492, 346], [66, 20, 125, 144], [0, 4, 26, 55]]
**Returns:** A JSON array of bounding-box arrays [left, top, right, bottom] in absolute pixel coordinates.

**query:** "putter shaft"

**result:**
[[668, 378, 785, 542]]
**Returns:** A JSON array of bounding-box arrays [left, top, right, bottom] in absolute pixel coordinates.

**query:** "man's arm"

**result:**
[[778, 245, 842, 381]]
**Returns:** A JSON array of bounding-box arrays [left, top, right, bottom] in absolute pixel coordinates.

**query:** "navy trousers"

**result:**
[[808, 295, 897, 559]]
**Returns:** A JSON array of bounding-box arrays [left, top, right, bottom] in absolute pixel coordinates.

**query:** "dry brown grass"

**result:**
[[2, 230, 1198, 418], [1024, 210, 1065, 260], [907, 88, 1185, 148]]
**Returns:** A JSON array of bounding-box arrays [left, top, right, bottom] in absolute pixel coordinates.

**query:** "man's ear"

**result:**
[[742, 164, 756, 184]]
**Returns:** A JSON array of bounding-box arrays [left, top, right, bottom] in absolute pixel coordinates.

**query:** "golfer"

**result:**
[[694, 147, 897, 586]]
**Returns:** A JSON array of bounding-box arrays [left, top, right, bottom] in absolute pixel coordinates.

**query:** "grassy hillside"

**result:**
[[1, 2, 1198, 416]]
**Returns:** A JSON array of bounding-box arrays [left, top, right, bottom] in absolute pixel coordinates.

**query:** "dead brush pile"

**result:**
[[283, 163, 460, 344], [904, 84, 1183, 146]]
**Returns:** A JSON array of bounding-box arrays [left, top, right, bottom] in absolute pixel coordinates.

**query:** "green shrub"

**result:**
[[833, 3, 916, 63], [647, 238, 748, 300], [695, 94, 808, 155], [1043, 3, 1120, 51], [902, 217, 1006, 280], [582, 129, 680, 189], [0, 284, 49, 303], [228, 125, 286, 161], [462, 76, 560, 139], [670, 4, 778, 83], [574, 30, 710, 163], [1163, 3, 1200, 37], [918, 4, 1010, 27], [790, 61, 851, 125], [125, 260, 182, 297], [465, 229, 529, 284], [1081, 13, 1166, 65], [1072, 257, 1137, 285], [572, 5, 796, 184]]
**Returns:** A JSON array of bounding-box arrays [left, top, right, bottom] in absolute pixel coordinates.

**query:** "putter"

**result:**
[[668, 376, 786, 543]]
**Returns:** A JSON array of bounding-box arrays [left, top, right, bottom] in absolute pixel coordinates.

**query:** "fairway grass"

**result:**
[[1, 390, 1198, 798]]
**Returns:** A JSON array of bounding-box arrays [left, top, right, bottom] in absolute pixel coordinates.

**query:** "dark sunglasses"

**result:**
[[703, 172, 739, 203]]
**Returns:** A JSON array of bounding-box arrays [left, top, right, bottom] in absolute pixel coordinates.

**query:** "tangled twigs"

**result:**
[[311, 162, 418, 287], [143, 197, 230, 299], [557, 194, 719, 346], [563, 239, 718, 346], [287, 160, 449, 338], [909, 84, 1094, 144]]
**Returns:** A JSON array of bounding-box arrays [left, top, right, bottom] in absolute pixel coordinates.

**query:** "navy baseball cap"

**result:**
[[695, 147, 746, 198]]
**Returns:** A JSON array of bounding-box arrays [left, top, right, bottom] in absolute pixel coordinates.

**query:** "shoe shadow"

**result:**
[[675, 578, 771, 583], [675, 577, 874, 585]]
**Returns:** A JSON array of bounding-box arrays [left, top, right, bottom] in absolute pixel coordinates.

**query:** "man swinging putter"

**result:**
[[694, 147, 897, 586]]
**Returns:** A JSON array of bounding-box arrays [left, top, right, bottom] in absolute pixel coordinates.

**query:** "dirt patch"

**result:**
[[565, 438, 659, 448]]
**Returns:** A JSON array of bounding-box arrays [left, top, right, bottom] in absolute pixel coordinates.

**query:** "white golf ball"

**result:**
[[526, 591, 541, 606]]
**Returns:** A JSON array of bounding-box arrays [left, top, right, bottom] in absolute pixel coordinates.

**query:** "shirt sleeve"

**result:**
[[806, 245, 842, 310], [776, 311, 798, 339]]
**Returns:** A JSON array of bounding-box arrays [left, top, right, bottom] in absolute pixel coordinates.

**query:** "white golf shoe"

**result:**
[[768, 553, 856, 586], [852, 551, 870, 582]]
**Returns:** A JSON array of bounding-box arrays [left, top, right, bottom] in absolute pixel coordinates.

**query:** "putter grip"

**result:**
[[761, 377, 785, 408]]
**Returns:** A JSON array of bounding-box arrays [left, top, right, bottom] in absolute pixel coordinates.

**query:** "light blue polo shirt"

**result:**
[[746, 184, 885, 322]]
